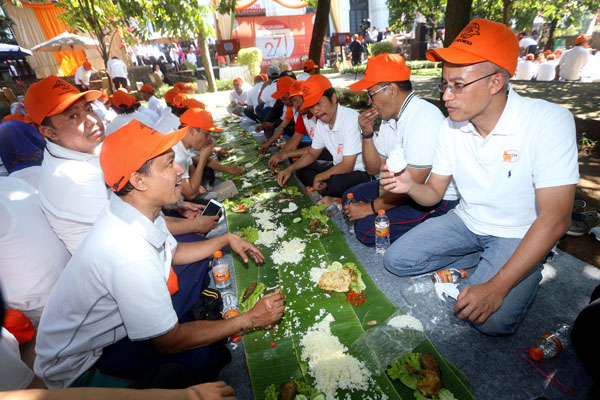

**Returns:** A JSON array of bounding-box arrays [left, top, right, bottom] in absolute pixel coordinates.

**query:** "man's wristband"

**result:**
[[370, 199, 377, 214], [361, 131, 374, 139]]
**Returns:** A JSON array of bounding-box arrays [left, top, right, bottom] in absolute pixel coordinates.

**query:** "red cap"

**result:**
[[528, 347, 543, 361], [300, 74, 332, 109], [272, 76, 295, 99], [289, 80, 304, 97], [303, 59, 317, 71], [24, 75, 101, 125], [575, 34, 591, 45], [180, 108, 224, 132], [348, 53, 411, 91], [426, 18, 519, 75], [83, 61, 92, 70], [111, 90, 139, 110], [525, 53, 535, 60], [3, 309, 34, 345], [139, 84, 154, 94], [100, 120, 188, 192], [233, 77, 243, 85]]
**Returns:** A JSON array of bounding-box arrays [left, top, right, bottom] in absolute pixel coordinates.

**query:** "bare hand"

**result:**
[[277, 168, 292, 187], [313, 175, 327, 192], [227, 165, 245, 175], [228, 234, 265, 263], [259, 142, 270, 154], [268, 153, 284, 170], [176, 201, 202, 218], [379, 164, 413, 194], [357, 107, 378, 135], [454, 282, 504, 325], [344, 201, 373, 221], [187, 381, 237, 400], [193, 215, 219, 234], [248, 290, 286, 329]]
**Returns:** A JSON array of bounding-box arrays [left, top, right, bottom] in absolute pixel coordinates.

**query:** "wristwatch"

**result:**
[[361, 130, 374, 139]]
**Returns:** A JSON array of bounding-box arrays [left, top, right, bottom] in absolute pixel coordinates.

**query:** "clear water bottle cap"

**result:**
[[378, 209, 385, 215], [213, 251, 223, 258]]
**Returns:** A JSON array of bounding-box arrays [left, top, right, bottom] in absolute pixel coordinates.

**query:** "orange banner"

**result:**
[[23, 2, 86, 76]]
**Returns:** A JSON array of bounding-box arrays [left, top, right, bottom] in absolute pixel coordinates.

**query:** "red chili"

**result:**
[[270, 342, 276, 348], [345, 291, 367, 306]]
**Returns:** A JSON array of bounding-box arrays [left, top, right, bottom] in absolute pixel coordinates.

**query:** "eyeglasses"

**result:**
[[436, 72, 497, 94], [367, 84, 389, 101]]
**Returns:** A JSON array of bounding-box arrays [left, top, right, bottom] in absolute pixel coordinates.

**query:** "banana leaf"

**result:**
[[218, 121, 474, 400]]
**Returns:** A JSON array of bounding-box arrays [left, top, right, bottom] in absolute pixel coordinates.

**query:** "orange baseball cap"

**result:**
[[24, 75, 101, 125], [289, 80, 304, 97], [259, 73, 268, 81], [575, 34, 591, 45], [303, 59, 317, 71], [3, 309, 34, 345], [180, 108, 224, 132], [554, 49, 563, 56], [100, 120, 188, 192], [111, 90, 139, 110], [175, 82, 195, 92], [426, 18, 519, 75], [233, 77, 243, 85], [2, 114, 24, 123], [164, 88, 178, 105], [272, 76, 295, 99], [172, 93, 190, 108], [543, 49, 552, 56], [83, 61, 92, 70], [139, 84, 154, 94], [301, 74, 332, 109], [525, 53, 535, 60], [182, 97, 205, 110], [348, 53, 411, 91]]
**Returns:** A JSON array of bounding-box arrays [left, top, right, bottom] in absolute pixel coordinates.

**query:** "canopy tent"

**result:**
[[31, 31, 99, 74], [0, 43, 33, 61]]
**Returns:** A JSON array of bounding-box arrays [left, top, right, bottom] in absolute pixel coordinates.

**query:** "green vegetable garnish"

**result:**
[[301, 205, 329, 226], [293, 217, 302, 223], [264, 384, 278, 400], [239, 282, 266, 313], [237, 226, 258, 243], [386, 352, 422, 389]]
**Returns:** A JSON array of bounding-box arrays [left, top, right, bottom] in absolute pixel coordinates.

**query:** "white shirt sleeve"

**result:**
[[172, 143, 191, 179], [431, 121, 454, 176], [402, 105, 445, 168], [311, 124, 325, 150], [341, 113, 362, 156]]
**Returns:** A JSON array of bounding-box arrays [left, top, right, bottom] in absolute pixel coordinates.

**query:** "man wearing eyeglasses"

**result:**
[[342, 53, 459, 247], [380, 19, 578, 336]]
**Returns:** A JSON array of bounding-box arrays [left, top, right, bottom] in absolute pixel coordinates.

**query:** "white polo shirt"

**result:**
[[39, 141, 110, 255], [138, 104, 160, 123], [107, 58, 128, 79], [302, 114, 318, 139], [172, 141, 193, 179], [311, 105, 365, 172], [431, 88, 579, 238], [260, 81, 277, 107], [34, 195, 178, 389], [536, 61, 557, 81], [374, 92, 458, 200], [246, 83, 262, 107], [514, 60, 537, 80], [74, 66, 93, 86], [558, 46, 590, 81], [0, 328, 33, 390], [0, 178, 70, 324], [230, 89, 247, 105], [155, 108, 181, 134], [148, 95, 166, 115], [105, 112, 156, 135]]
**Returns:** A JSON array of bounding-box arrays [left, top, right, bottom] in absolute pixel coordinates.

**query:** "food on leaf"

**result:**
[[242, 282, 257, 303], [280, 381, 297, 400], [387, 352, 456, 400], [293, 217, 302, 223], [239, 282, 266, 313], [237, 226, 258, 243], [318, 268, 352, 292]]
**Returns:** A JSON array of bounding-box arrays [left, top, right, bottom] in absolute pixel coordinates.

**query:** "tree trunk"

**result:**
[[199, 31, 216, 92], [443, 0, 473, 47], [546, 18, 558, 51], [308, 0, 330, 68], [502, 0, 513, 26]]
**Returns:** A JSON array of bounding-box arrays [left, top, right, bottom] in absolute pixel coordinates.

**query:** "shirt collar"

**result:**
[[45, 139, 100, 161], [109, 195, 169, 249]]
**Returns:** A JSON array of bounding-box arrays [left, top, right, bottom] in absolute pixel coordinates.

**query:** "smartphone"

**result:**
[[201, 199, 223, 217]]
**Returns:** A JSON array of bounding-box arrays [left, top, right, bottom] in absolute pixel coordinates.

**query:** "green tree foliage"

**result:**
[[369, 41, 395, 56], [386, 0, 446, 36], [0, 14, 16, 44], [237, 47, 262, 77]]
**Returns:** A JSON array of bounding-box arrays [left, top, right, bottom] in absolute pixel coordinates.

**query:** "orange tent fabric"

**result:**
[[23, 2, 86, 76]]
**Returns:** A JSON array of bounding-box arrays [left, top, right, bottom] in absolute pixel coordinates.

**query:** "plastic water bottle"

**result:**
[[345, 193, 356, 234], [307, 186, 323, 203], [212, 251, 231, 289], [375, 209, 390, 255], [221, 291, 242, 343], [325, 199, 342, 217], [430, 268, 467, 283], [528, 324, 570, 361], [276, 135, 286, 147]]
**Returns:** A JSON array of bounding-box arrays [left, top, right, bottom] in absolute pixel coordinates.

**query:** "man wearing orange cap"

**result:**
[[105, 90, 156, 135], [514, 53, 537, 80], [557, 34, 591, 81], [277, 74, 370, 197], [343, 53, 459, 247], [226, 77, 247, 116], [537, 54, 557, 81], [258, 76, 297, 151], [74, 61, 96, 92], [380, 19, 578, 336], [254, 65, 281, 121], [27, 76, 221, 255], [297, 59, 318, 81], [35, 120, 285, 388], [139, 84, 166, 115]]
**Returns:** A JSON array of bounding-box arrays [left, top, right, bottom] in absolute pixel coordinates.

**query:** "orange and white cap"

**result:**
[[300, 74, 332, 109], [139, 84, 154, 94], [426, 18, 519, 75], [272, 76, 295, 99], [289, 80, 304, 98], [180, 108, 224, 132], [348, 53, 411, 91]]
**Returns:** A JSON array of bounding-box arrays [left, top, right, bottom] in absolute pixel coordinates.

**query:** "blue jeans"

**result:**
[[384, 211, 542, 336], [344, 180, 459, 246], [254, 104, 272, 122]]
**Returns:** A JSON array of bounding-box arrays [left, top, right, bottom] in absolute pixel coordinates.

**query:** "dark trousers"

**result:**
[[295, 160, 371, 198], [343, 180, 460, 247], [572, 284, 600, 394], [112, 77, 128, 90], [243, 107, 260, 122], [255, 104, 272, 122], [91, 233, 226, 384]]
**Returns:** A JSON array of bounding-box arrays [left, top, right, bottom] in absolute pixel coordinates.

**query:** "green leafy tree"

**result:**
[[387, 0, 446, 41], [0, 14, 16, 44]]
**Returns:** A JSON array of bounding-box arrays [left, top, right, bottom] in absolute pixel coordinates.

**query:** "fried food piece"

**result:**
[[417, 353, 442, 397], [318, 268, 351, 292], [242, 282, 257, 303], [280, 380, 297, 400]]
